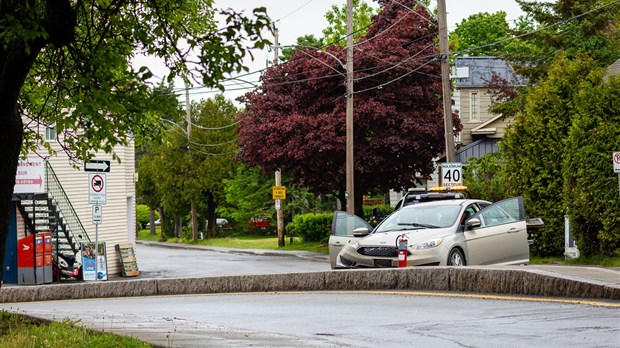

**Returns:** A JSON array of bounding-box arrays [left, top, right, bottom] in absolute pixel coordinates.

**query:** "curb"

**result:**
[[1, 267, 618, 303]]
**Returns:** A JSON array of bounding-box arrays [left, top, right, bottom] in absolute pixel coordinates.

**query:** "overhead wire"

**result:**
[[164, 0, 618, 101]]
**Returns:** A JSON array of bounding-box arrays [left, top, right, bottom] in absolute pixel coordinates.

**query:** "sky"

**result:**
[[134, 0, 528, 103]]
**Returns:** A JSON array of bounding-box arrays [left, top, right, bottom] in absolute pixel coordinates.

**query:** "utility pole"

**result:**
[[345, 0, 355, 214], [273, 24, 285, 247], [186, 84, 199, 241], [437, 0, 456, 163]]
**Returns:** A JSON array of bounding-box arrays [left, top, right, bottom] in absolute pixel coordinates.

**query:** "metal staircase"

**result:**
[[14, 162, 90, 258]]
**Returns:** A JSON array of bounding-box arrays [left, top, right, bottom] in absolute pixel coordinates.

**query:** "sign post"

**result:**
[[85, 161, 109, 281], [613, 152, 620, 198]]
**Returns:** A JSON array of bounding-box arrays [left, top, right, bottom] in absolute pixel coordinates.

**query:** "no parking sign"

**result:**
[[88, 173, 106, 205]]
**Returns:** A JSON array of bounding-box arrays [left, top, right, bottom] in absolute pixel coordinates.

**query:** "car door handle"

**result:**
[[507, 228, 523, 233]]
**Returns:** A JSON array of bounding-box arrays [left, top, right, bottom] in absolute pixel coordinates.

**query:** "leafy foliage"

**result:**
[[279, 34, 325, 62], [501, 54, 597, 256], [237, 1, 459, 214], [286, 212, 333, 243], [463, 153, 507, 202], [136, 205, 152, 229], [511, 0, 620, 83], [137, 95, 239, 238], [0, 0, 272, 283], [322, 0, 379, 46], [450, 12, 511, 56], [563, 71, 620, 256]]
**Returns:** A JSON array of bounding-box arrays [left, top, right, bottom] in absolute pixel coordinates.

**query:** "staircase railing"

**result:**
[[45, 162, 90, 246]]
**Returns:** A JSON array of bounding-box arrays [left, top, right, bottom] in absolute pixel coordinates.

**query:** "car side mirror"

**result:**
[[465, 217, 481, 230], [352, 227, 370, 237]]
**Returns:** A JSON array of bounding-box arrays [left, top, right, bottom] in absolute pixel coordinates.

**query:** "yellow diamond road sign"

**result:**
[[272, 186, 286, 200]]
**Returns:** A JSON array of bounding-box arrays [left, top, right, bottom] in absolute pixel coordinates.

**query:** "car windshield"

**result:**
[[375, 204, 461, 233]]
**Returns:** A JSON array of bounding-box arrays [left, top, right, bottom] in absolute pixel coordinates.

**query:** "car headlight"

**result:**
[[412, 238, 443, 250]]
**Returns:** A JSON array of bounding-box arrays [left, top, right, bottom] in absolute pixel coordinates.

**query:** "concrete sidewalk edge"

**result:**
[[1, 267, 618, 304]]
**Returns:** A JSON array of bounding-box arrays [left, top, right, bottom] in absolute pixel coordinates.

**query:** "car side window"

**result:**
[[461, 205, 477, 225], [332, 212, 371, 237], [471, 197, 524, 228]]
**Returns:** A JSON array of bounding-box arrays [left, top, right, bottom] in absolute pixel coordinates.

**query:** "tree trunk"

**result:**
[[205, 191, 216, 238], [191, 203, 198, 241], [354, 193, 364, 219], [0, 106, 24, 289], [338, 189, 346, 213], [158, 208, 165, 239], [149, 209, 156, 236], [0, 40, 44, 289]]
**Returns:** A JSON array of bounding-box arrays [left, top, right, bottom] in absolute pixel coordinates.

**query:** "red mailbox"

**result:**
[[17, 234, 49, 285], [42, 232, 53, 283]]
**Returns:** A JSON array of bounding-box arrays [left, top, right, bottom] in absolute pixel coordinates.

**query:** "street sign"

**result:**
[[14, 157, 45, 194], [272, 186, 286, 200], [92, 205, 102, 225], [441, 162, 463, 187], [84, 160, 110, 172], [613, 152, 620, 173], [88, 173, 106, 205]]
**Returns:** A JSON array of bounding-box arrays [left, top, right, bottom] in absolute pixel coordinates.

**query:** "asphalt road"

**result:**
[[135, 242, 329, 278], [2, 291, 618, 347], [2, 243, 619, 347]]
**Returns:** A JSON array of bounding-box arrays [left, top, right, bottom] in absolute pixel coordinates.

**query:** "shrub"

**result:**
[[287, 212, 333, 243], [136, 205, 150, 229], [363, 204, 393, 226]]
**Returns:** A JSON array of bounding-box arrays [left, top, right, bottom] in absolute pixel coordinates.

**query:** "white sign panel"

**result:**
[[88, 173, 106, 205], [614, 152, 620, 173], [441, 162, 463, 187], [14, 157, 46, 194], [92, 205, 102, 225]]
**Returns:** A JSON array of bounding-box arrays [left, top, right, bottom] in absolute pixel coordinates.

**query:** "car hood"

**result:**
[[359, 228, 454, 246]]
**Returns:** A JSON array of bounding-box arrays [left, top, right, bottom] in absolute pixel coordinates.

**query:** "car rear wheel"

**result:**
[[448, 248, 465, 266]]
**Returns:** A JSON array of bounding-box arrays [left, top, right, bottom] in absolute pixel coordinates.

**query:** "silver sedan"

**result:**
[[329, 197, 531, 268]]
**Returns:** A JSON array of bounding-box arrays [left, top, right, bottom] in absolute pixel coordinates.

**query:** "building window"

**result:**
[[45, 126, 57, 142], [470, 92, 479, 121]]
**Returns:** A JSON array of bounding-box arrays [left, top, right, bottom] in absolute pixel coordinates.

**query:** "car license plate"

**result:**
[[374, 259, 392, 267]]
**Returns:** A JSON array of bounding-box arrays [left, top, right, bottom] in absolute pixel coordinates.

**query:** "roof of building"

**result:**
[[454, 56, 527, 88]]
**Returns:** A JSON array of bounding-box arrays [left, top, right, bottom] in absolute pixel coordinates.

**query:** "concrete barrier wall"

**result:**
[[1, 268, 618, 303]]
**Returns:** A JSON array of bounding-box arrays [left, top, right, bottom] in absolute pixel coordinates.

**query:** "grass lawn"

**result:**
[[137, 228, 328, 254], [0, 311, 150, 347]]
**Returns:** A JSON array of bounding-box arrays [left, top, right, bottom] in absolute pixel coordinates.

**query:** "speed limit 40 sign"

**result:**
[[441, 162, 463, 187]]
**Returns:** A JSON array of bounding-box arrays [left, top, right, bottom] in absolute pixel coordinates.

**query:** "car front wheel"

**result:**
[[448, 248, 465, 266]]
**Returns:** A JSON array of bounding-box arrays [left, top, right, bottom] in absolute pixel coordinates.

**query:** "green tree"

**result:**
[[501, 54, 597, 256], [463, 153, 507, 202], [449, 11, 536, 56], [221, 165, 275, 230], [563, 69, 620, 256], [322, 0, 379, 46], [279, 34, 325, 62], [0, 1, 271, 280], [189, 95, 239, 238], [511, 0, 620, 83]]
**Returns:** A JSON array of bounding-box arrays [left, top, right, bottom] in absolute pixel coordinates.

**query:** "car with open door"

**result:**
[[328, 197, 534, 269]]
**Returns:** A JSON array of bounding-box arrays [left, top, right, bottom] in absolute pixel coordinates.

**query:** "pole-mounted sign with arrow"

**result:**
[[84, 160, 110, 173]]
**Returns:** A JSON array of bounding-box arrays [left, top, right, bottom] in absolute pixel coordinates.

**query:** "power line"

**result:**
[[452, 0, 620, 57], [277, 0, 315, 21]]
